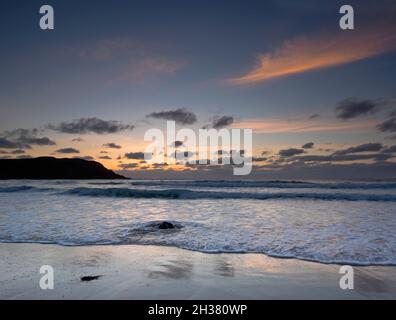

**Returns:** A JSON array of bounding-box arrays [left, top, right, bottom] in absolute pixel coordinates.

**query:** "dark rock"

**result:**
[[80, 275, 102, 282], [158, 221, 175, 229]]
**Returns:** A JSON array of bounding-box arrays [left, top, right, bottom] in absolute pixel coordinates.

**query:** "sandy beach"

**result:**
[[0, 243, 395, 299]]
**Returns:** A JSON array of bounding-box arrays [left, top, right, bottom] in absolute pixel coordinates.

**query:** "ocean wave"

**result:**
[[61, 187, 396, 201], [1, 239, 394, 266], [0, 186, 55, 193], [130, 180, 396, 190], [88, 182, 127, 185], [0, 186, 36, 193]]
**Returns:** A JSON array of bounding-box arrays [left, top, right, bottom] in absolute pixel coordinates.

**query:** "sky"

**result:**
[[0, 0, 396, 179]]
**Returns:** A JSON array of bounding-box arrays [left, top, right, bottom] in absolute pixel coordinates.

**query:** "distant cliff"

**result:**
[[0, 157, 126, 179]]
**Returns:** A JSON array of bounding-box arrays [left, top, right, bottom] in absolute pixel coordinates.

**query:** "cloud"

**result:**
[[17, 136, 56, 146], [252, 157, 267, 162], [170, 151, 195, 161], [0, 137, 26, 149], [117, 158, 396, 180], [171, 140, 184, 147], [211, 116, 234, 129], [333, 143, 383, 155], [232, 118, 377, 133], [382, 145, 396, 153], [118, 163, 139, 170], [255, 162, 396, 180], [74, 156, 94, 161], [1, 128, 56, 148], [0, 149, 25, 155], [72, 137, 84, 142], [335, 98, 386, 120], [277, 143, 389, 164], [302, 142, 314, 149], [99, 156, 112, 160], [290, 153, 391, 163], [73, 38, 184, 85], [278, 148, 305, 157], [110, 57, 183, 85], [308, 114, 320, 120], [103, 142, 122, 149], [10, 149, 25, 154], [55, 148, 80, 154], [124, 152, 149, 160], [229, 22, 396, 84], [377, 117, 396, 133], [146, 108, 197, 125], [48, 118, 134, 134]]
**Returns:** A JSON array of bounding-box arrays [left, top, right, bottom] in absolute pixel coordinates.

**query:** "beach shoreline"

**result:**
[[1, 243, 395, 299]]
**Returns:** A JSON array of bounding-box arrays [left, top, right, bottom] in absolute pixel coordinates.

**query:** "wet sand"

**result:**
[[0, 243, 395, 299]]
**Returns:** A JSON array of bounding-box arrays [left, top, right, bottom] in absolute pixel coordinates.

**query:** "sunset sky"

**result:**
[[1, 0, 396, 179]]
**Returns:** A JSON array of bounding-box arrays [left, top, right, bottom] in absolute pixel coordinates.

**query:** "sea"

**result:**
[[0, 179, 395, 266]]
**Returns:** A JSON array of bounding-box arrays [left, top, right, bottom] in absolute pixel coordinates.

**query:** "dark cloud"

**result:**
[[216, 150, 228, 156], [103, 142, 122, 149], [48, 118, 134, 134], [124, 152, 152, 160], [231, 149, 245, 156], [278, 148, 305, 157], [377, 117, 396, 133], [212, 116, 234, 129], [255, 162, 396, 180], [382, 145, 396, 153], [0, 150, 25, 155], [72, 137, 84, 142], [0, 137, 26, 149], [16, 155, 32, 159], [308, 114, 320, 120], [333, 143, 383, 155], [1, 128, 55, 148], [291, 153, 391, 163], [73, 156, 94, 161], [151, 163, 169, 169], [117, 159, 396, 180], [335, 98, 385, 120], [146, 108, 197, 124], [118, 163, 138, 169], [99, 155, 112, 160], [18, 136, 56, 146], [171, 140, 184, 147], [10, 149, 25, 155], [252, 157, 267, 162], [100, 151, 108, 154], [302, 142, 314, 149], [55, 147, 80, 154], [170, 151, 195, 160]]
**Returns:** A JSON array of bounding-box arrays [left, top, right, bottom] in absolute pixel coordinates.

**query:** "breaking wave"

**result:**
[[0, 186, 53, 193], [130, 180, 396, 190], [61, 187, 396, 202]]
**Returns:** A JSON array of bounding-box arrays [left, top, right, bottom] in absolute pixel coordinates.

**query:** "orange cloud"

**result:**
[[231, 118, 378, 134], [229, 23, 396, 85]]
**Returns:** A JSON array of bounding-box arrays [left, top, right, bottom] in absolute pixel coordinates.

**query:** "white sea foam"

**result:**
[[0, 179, 395, 265]]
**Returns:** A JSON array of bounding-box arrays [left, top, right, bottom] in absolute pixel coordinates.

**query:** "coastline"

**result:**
[[1, 243, 395, 299]]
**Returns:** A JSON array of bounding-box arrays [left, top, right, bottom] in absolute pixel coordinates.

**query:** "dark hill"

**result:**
[[0, 157, 126, 179]]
